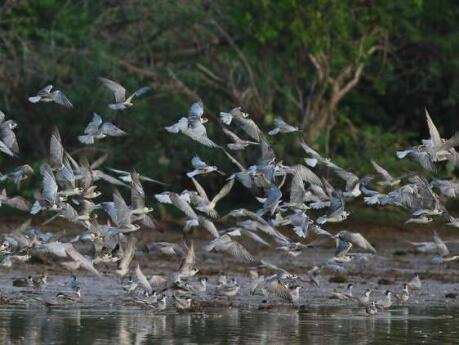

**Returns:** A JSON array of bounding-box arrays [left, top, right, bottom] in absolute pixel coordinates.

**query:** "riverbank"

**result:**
[[0, 219, 458, 309]]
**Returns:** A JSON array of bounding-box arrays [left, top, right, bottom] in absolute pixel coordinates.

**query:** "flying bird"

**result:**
[[99, 77, 149, 110], [28, 85, 73, 108], [78, 113, 126, 144]]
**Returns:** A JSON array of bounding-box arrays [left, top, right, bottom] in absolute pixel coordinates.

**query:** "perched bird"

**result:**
[[12, 276, 32, 288], [394, 284, 409, 303], [365, 301, 378, 315], [407, 274, 422, 290], [353, 288, 372, 306], [32, 273, 48, 291], [288, 285, 302, 305], [216, 278, 240, 297], [152, 295, 168, 311], [330, 284, 353, 300], [190, 277, 208, 293], [28, 85, 73, 108], [376, 290, 392, 309], [56, 286, 81, 302], [78, 113, 126, 144], [99, 77, 149, 110], [68, 275, 80, 292], [173, 295, 192, 311]]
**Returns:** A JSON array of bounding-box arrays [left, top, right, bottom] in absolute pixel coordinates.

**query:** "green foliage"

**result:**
[[0, 0, 458, 201]]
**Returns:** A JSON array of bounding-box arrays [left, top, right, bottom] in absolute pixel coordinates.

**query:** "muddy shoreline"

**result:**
[[0, 219, 458, 310]]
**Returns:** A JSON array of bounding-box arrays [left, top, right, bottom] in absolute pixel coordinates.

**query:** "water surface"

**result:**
[[0, 306, 457, 344]]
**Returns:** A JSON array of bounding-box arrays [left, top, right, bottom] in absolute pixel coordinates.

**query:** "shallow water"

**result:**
[[0, 306, 457, 344]]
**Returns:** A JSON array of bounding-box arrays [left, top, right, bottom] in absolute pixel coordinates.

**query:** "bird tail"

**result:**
[[78, 135, 94, 145], [304, 158, 318, 167], [364, 195, 380, 205], [396, 150, 409, 159], [165, 124, 180, 133], [316, 216, 327, 224], [268, 128, 280, 136], [28, 96, 41, 103]]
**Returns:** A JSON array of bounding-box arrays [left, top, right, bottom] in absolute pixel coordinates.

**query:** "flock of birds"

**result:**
[[0, 77, 457, 315]]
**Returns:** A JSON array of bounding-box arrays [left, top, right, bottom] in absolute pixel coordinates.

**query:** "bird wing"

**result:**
[[101, 122, 127, 137], [198, 217, 220, 238], [339, 231, 376, 253], [293, 164, 323, 187], [190, 177, 209, 202], [433, 231, 450, 257], [84, 113, 103, 134], [135, 264, 152, 292], [178, 240, 195, 275], [323, 160, 359, 189], [371, 160, 394, 182], [300, 142, 324, 161], [0, 140, 15, 157], [222, 149, 246, 172], [407, 151, 435, 171], [38, 85, 54, 95], [53, 90, 73, 108], [117, 236, 137, 276], [170, 193, 198, 219], [93, 170, 128, 187], [58, 157, 76, 189], [5, 195, 31, 212], [50, 128, 64, 169], [113, 189, 131, 227], [210, 178, 235, 206], [90, 153, 110, 169], [243, 230, 271, 247], [335, 238, 353, 257], [99, 77, 126, 103], [184, 120, 220, 148], [222, 127, 243, 143], [266, 280, 291, 302], [260, 186, 282, 215], [311, 225, 333, 238], [439, 132, 459, 152], [289, 171, 305, 205], [65, 243, 101, 277], [127, 86, 150, 101], [425, 109, 442, 148], [235, 117, 261, 142], [0, 126, 19, 154], [130, 171, 145, 209], [225, 239, 256, 262], [41, 164, 58, 203]]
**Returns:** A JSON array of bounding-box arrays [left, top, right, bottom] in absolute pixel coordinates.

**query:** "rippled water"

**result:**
[[0, 306, 457, 344]]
